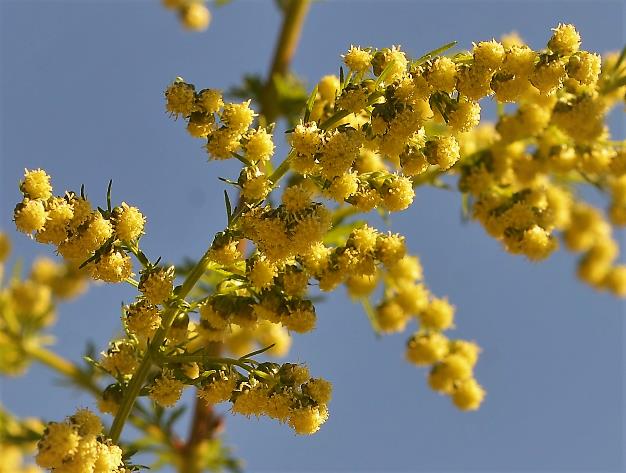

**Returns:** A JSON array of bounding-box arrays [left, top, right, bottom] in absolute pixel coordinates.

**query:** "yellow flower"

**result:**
[[548, 23, 581, 56], [380, 175, 415, 212], [222, 100, 255, 133], [124, 300, 162, 343], [198, 371, 238, 404], [406, 332, 449, 365], [428, 354, 473, 393], [420, 297, 455, 331], [317, 75, 340, 102], [20, 169, 53, 200], [246, 128, 275, 162], [448, 100, 481, 132], [36, 423, 80, 469], [14, 200, 48, 233], [180, 2, 211, 31], [567, 51, 601, 85], [91, 250, 132, 283], [473, 40, 505, 70], [603, 265, 626, 296], [343, 45, 373, 73], [288, 406, 329, 435], [425, 136, 460, 170], [232, 384, 270, 417], [112, 203, 145, 242], [303, 378, 333, 404], [448, 340, 481, 367], [375, 300, 409, 333], [452, 378, 486, 411], [426, 57, 457, 93], [149, 369, 184, 407], [196, 88, 223, 113], [139, 266, 174, 304], [530, 59, 566, 95], [165, 80, 195, 117], [248, 257, 277, 289]]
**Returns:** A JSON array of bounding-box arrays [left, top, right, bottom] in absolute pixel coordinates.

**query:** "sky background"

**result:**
[[1, 0, 626, 471]]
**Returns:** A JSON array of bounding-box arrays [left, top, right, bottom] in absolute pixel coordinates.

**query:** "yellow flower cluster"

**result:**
[[149, 368, 185, 407], [35, 409, 125, 472], [0, 232, 88, 375], [164, 61, 486, 409], [0, 444, 42, 473], [452, 26, 626, 294], [13, 25, 626, 463], [165, 80, 277, 167], [162, 0, 211, 31], [14, 170, 146, 284], [0, 409, 44, 473], [198, 363, 332, 435], [223, 320, 292, 358]]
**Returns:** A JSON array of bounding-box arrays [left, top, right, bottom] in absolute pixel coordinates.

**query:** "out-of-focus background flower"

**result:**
[[1, 1, 624, 471]]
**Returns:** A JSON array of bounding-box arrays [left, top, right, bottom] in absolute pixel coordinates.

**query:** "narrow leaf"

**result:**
[[413, 41, 458, 66], [240, 343, 276, 360], [106, 179, 113, 212], [303, 84, 318, 123], [224, 190, 232, 224]]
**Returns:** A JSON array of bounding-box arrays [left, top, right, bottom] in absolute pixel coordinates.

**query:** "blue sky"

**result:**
[[1, 0, 625, 471]]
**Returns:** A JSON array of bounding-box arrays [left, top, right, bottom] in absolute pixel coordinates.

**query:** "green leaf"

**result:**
[[412, 41, 458, 66], [323, 220, 364, 246], [224, 190, 233, 224], [230, 152, 252, 167], [303, 84, 318, 123], [218, 177, 240, 187], [106, 179, 113, 212], [239, 344, 276, 360]]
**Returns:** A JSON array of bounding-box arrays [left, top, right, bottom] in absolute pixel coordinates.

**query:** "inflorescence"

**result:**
[[7, 22, 626, 470]]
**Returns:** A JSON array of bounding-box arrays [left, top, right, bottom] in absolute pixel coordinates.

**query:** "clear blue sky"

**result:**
[[1, 0, 625, 471]]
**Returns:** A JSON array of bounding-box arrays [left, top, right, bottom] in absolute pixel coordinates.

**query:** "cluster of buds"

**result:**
[[198, 362, 332, 435], [14, 170, 146, 284], [0, 232, 87, 375], [35, 409, 125, 472], [165, 80, 275, 165], [450, 26, 626, 295]]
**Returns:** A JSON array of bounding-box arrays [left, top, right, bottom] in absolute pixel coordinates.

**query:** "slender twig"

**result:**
[[180, 4, 312, 470], [260, 0, 311, 123]]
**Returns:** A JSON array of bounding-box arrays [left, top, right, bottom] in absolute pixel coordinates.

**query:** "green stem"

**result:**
[[268, 150, 294, 184], [261, 0, 311, 123], [161, 354, 256, 370], [124, 244, 151, 268], [25, 344, 101, 397], [108, 247, 213, 443], [25, 343, 174, 446]]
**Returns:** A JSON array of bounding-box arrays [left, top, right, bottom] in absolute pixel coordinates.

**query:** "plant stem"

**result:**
[[179, 344, 223, 473], [179, 5, 311, 470], [25, 344, 174, 446], [260, 0, 311, 123], [25, 344, 101, 397], [108, 247, 213, 443]]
